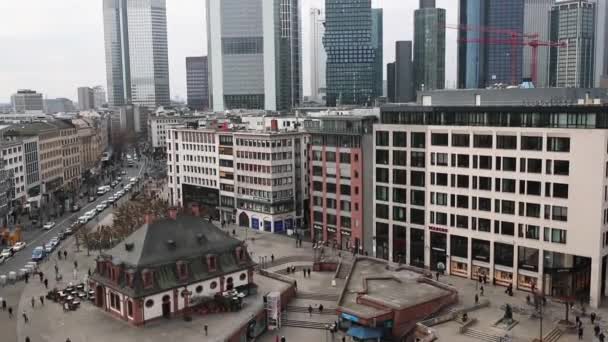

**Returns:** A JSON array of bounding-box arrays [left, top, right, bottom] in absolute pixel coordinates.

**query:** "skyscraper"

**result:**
[[324, 0, 377, 106], [523, 0, 555, 88], [387, 62, 396, 103], [310, 8, 327, 103], [593, 0, 608, 87], [549, 0, 595, 88], [395, 41, 415, 102], [93, 86, 107, 109], [372, 9, 383, 101], [186, 56, 209, 110], [486, 0, 525, 85], [103, 0, 170, 108], [414, 0, 446, 91], [78, 87, 95, 110], [206, 0, 301, 112], [457, 0, 486, 89], [11, 89, 43, 113]]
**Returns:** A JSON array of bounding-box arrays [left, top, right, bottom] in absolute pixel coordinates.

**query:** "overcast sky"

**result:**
[[0, 0, 458, 103]]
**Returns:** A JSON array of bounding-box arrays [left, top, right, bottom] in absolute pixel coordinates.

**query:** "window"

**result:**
[[376, 168, 389, 183], [411, 190, 425, 206], [501, 221, 515, 236], [456, 195, 468, 209], [456, 175, 469, 188], [547, 137, 570, 152], [473, 134, 493, 148], [479, 177, 491, 191], [435, 212, 448, 225], [393, 132, 407, 147], [436, 153, 448, 166], [456, 215, 468, 229], [411, 132, 426, 148], [521, 136, 542, 151], [435, 173, 448, 186], [433, 192, 447, 206], [525, 225, 540, 240], [431, 133, 448, 146], [479, 156, 492, 170], [552, 183, 568, 199], [527, 159, 542, 173], [326, 152, 336, 162], [552, 206, 568, 221], [553, 160, 569, 175], [452, 134, 470, 147], [393, 188, 407, 204], [411, 152, 425, 167], [326, 214, 337, 226], [327, 183, 336, 193], [376, 150, 389, 165], [393, 150, 407, 166], [145, 299, 154, 308], [313, 211, 323, 222], [502, 179, 516, 193], [526, 203, 540, 218], [545, 228, 567, 244], [109, 292, 121, 311], [340, 153, 351, 164], [393, 169, 407, 185], [376, 204, 389, 219], [494, 242, 514, 266], [376, 131, 389, 146], [376, 186, 389, 201], [457, 154, 469, 168], [393, 206, 407, 222], [527, 181, 541, 196], [411, 171, 425, 187], [501, 157, 516, 171], [497, 135, 517, 149], [478, 197, 491, 211], [340, 200, 351, 211], [478, 218, 491, 232], [502, 200, 515, 215]]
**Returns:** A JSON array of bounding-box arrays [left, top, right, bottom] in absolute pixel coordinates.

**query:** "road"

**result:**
[[0, 162, 145, 277]]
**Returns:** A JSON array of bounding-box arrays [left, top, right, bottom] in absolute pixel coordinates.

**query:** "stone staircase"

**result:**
[[281, 319, 333, 330], [255, 255, 314, 270], [286, 305, 337, 315], [335, 260, 352, 279], [462, 328, 504, 342], [296, 291, 340, 302], [536, 327, 563, 342]]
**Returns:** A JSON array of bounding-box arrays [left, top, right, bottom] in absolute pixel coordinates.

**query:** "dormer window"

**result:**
[[207, 255, 217, 272], [236, 247, 245, 263], [142, 269, 154, 289], [176, 261, 188, 281], [126, 270, 135, 288]]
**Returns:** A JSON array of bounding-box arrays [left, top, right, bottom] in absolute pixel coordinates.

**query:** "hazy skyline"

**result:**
[[0, 0, 458, 104]]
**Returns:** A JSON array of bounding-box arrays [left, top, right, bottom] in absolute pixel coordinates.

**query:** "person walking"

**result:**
[[599, 331, 605, 342], [303, 268, 306, 278], [480, 285, 484, 296], [578, 326, 584, 340], [475, 294, 479, 305], [22, 311, 28, 324], [308, 305, 313, 317], [591, 312, 597, 324], [38, 272, 43, 282], [271, 254, 274, 263], [204, 325, 208, 336], [319, 304, 324, 314], [54, 265, 59, 275], [8, 306, 13, 318], [64, 250, 68, 259], [73, 260, 78, 269], [595, 324, 600, 337], [2, 298, 6, 311], [24, 273, 29, 284], [44, 278, 48, 289], [31, 297, 35, 308], [25, 337, 30, 342], [39, 296, 44, 306]]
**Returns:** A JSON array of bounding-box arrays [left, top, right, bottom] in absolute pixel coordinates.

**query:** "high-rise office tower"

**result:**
[[457, 0, 486, 89], [372, 9, 383, 101], [78, 87, 95, 110], [592, 0, 608, 87], [93, 86, 107, 109], [11, 89, 43, 113], [486, 0, 525, 86], [103, 0, 170, 108], [387, 62, 396, 103], [310, 8, 327, 103], [523, 0, 555, 88], [186, 56, 209, 110], [324, 0, 377, 106], [549, 0, 595, 88], [395, 41, 415, 102], [206, 0, 301, 112], [414, 0, 446, 91]]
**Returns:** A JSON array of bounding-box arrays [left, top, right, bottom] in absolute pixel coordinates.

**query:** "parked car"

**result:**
[[64, 227, 73, 236], [12, 241, 26, 251], [1, 248, 14, 259], [88, 196, 96, 203], [95, 204, 105, 212], [32, 246, 45, 261], [71, 205, 80, 212], [43, 221, 56, 230], [44, 243, 53, 253], [0, 254, 5, 264], [78, 216, 88, 224]]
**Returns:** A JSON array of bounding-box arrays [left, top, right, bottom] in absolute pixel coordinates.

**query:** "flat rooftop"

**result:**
[[339, 258, 450, 319]]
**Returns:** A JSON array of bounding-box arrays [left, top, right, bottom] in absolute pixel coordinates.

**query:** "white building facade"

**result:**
[[375, 104, 608, 308], [309, 8, 326, 103]]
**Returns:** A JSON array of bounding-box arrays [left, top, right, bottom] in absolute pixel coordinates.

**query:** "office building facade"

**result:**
[[186, 56, 209, 110], [457, 0, 487, 89], [93, 86, 107, 109], [395, 41, 415, 103], [387, 62, 396, 103], [206, 0, 301, 112], [324, 0, 378, 106], [375, 103, 608, 308], [549, 0, 596, 88], [11, 90, 43, 113], [414, 0, 446, 91], [103, 0, 171, 108], [371, 9, 383, 102], [310, 8, 327, 103], [523, 0, 555, 87], [78, 87, 95, 111]]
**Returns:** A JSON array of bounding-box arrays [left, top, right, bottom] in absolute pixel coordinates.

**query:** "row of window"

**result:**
[[430, 153, 570, 176], [427, 133, 570, 152], [312, 211, 352, 228], [375, 187, 425, 206], [376, 204, 425, 225], [235, 151, 293, 161], [236, 163, 292, 174], [312, 181, 357, 196], [375, 131, 426, 148], [376, 168, 425, 187], [312, 196, 352, 212], [311, 150, 355, 163], [236, 138, 293, 148]]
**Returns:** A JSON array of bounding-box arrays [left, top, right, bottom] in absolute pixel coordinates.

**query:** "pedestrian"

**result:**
[[88, 268, 92, 277], [64, 250, 67, 259], [54, 265, 59, 275], [478, 274, 482, 284], [578, 326, 584, 340], [576, 316, 580, 326], [58, 251, 62, 260], [475, 294, 479, 305], [591, 312, 597, 324], [308, 305, 313, 317], [8, 306, 13, 318], [66, 339, 71, 342], [31, 297, 35, 308], [232, 229, 236, 236], [24, 273, 29, 283], [281, 336, 286, 342], [38, 272, 43, 282], [204, 325, 208, 336], [44, 278, 48, 289], [271, 254, 274, 263], [26, 337, 30, 342], [600, 331, 605, 342], [22, 311, 28, 324], [319, 304, 324, 314], [303, 269, 306, 278], [39, 296, 44, 306], [2, 298, 6, 311], [342, 336, 346, 342], [595, 324, 601, 337], [483, 274, 487, 284], [74, 260, 78, 269], [435, 271, 439, 281], [480, 285, 484, 296], [308, 268, 311, 277]]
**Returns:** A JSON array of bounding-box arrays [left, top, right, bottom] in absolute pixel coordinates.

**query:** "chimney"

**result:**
[[168, 207, 178, 220], [271, 119, 278, 132], [191, 203, 200, 217], [144, 212, 155, 225]]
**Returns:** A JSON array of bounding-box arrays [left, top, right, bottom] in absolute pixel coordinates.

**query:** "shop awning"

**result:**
[[347, 326, 384, 340]]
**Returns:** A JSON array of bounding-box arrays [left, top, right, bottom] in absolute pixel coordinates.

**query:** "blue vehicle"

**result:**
[[31, 246, 45, 262]]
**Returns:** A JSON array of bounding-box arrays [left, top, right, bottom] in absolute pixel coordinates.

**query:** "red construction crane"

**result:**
[[446, 24, 566, 86]]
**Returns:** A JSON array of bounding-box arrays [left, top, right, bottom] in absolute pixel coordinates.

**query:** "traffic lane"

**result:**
[[0, 163, 145, 273]]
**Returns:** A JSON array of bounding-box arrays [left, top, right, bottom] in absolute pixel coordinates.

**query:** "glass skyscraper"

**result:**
[[486, 0, 525, 85], [103, 0, 170, 108], [372, 9, 384, 102], [324, 0, 377, 106], [414, 0, 446, 91], [457, 0, 486, 89], [186, 56, 209, 110]]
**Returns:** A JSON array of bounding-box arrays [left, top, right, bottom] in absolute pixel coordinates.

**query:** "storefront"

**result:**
[[471, 239, 490, 280], [494, 243, 514, 287], [517, 246, 539, 291], [392, 225, 407, 264], [543, 251, 591, 300], [340, 229, 351, 250], [327, 227, 337, 245], [450, 258, 469, 278], [410, 228, 425, 268], [313, 224, 323, 242], [430, 230, 447, 271], [450, 235, 468, 278]]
